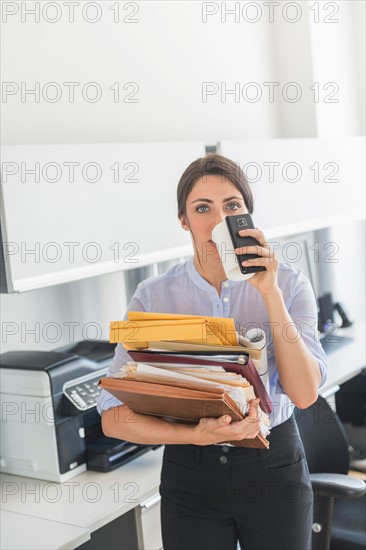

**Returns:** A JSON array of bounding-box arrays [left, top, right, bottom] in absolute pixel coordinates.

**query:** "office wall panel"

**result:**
[[220, 137, 365, 237], [1, 142, 203, 291]]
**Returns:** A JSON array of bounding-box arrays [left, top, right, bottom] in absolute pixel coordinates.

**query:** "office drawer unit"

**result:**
[[135, 492, 163, 550]]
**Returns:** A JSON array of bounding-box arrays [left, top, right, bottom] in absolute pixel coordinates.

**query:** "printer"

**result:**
[[0, 341, 154, 482]]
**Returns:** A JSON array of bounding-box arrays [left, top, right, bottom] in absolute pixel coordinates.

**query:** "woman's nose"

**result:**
[[211, 211, 227, 231], [218, 210, 228, 223]]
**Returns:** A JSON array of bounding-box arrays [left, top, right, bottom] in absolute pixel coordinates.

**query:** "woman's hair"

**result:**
[[177, 153, 254, 218]]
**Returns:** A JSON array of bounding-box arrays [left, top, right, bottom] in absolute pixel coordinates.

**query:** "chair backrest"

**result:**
[[295, 396, 350, 474]]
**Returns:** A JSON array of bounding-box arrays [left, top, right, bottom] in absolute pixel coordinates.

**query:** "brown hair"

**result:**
[[177, 153, 254, 218]]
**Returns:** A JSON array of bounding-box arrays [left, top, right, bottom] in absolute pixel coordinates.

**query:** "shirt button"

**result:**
[[219, 455, 228, 465], [223, 297, 229, 303], [222, 445, 230, 453], [223, 282, 229, 288]]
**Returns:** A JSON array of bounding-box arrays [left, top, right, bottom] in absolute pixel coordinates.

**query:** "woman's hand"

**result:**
[[235, 227, 279, 296], [193, 399, 261, 446]]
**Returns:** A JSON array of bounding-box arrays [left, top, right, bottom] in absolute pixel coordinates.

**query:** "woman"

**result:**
[[98, 154, 327, 550]]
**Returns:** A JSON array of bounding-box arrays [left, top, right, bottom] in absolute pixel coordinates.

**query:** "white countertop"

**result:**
[[1, 446, 164, 534], [0, 510, 90, 550], [320, 322, 365, 394]]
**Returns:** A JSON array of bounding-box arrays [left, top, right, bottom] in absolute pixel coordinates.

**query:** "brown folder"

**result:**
[[100, 377, 269, 449]]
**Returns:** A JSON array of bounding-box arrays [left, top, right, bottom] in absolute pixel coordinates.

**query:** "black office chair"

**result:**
[[295, 396, 366, 550]]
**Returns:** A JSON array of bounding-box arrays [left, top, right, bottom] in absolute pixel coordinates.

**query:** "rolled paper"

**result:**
[[240, 328, 270, 396]]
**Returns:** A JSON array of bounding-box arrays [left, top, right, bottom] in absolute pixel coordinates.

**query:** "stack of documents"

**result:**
[[101, 312, 272, 449]]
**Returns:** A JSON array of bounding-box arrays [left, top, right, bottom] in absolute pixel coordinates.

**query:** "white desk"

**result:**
[[320, 323, 365, 396], [0, 510, 90, 550], [1, 446, 164, 549]]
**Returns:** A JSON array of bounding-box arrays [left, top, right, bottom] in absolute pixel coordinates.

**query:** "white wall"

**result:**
[[1, 1, 280, 144], [308, 0, 365, 137], [330, 220, 366, 324], [1, 271, 128, 352], [306, 1, 366, 324], [1, 0, 364, 353]]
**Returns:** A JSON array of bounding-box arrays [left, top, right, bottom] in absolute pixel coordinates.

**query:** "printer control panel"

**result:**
[[63, 368, 107, 411]]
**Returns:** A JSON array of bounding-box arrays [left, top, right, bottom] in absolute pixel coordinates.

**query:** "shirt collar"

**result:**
[[185, 256, 242, 294]]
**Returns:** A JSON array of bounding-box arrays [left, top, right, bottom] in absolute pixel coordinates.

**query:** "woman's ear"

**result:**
[[179, 215, 190, 232]]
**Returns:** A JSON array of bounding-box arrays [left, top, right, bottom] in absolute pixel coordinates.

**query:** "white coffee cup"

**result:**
[[212, 220, 255, 281]]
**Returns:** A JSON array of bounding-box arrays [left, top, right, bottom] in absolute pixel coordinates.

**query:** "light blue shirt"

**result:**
[[97, 257, 327, 428]]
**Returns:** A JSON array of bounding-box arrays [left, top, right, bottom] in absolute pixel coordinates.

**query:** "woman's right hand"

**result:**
[[193, 399, 261, 446]]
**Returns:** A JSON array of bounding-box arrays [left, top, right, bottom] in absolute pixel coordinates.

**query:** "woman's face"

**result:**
[[180, 174, 248, 260]]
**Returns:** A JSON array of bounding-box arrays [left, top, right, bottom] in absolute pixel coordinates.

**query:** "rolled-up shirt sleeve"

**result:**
[[272, 269, 328, 396], [97, 287, 147, 415]]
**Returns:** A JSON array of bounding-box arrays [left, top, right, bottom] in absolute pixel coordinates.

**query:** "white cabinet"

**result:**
[[220, 137, 365, 238], [0, 142, 203, 292], [135, 492, 163, 550]]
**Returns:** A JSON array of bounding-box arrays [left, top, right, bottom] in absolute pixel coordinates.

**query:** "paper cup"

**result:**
[[212, 220, 254, 281]]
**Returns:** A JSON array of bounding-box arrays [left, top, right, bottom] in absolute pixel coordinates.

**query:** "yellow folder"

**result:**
[[110, 312, 238, 347]]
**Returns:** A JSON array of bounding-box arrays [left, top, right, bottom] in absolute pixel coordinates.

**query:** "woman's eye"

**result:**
[[196, 205, 209, 213], [227, 203, 240, 211]]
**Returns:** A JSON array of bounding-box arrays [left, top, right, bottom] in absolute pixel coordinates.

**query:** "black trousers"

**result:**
[[159, 415, 313, 550]]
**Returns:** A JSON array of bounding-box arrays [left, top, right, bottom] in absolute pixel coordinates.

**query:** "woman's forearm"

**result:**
[[262, 287, 321, 408], [102, 405, 197, 445], [101, 402, 263, 446]]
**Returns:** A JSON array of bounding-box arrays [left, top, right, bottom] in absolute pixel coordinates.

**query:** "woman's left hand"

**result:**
[[235, 228, 279, 296]]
